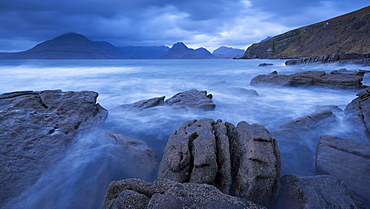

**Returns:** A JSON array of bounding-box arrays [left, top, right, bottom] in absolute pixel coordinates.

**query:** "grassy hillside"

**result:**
[[242, 6, 370, 59]]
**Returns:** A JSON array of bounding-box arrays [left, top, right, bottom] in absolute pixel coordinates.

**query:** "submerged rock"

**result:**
[[103, 178, 265, 209], [158, 118, 280, 207], [278, 174, 365, 209], [165, 90, 216, 110], [316, 135, 370, 201], [0, 90, 108, 206], [250, 70, 364, 89]]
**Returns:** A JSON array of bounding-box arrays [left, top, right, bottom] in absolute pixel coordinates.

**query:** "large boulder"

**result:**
[[165, 90, 216, 110], [103, 178, 265, 209], [250, 70, 363, 89], [278, 174, 365, 208], [158, 119, 280, 207], [0, 90, 108, 206], [343, 87, 370, 142], [316, 135, 370, 201]]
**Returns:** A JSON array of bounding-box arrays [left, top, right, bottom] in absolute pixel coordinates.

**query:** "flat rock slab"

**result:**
[[0, 90, 107, 206], [278, 174, 365, 208], [316, 135, 370, 201], [250, 70, 363, 89]]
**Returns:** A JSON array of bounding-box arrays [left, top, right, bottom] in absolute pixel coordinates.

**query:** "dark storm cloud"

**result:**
[[0, 0, 368, 51]]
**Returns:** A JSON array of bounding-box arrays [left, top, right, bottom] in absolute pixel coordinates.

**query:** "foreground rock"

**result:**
[[278, 174, 365, 208], [158, 119, 280, 207], [103, 178, 265, 209], [316, 135, 370, 201], [0, 90, 108, 206], [344, 87, 370, 142], [165, 90, 216, 110], [250, 70, 364, 89]]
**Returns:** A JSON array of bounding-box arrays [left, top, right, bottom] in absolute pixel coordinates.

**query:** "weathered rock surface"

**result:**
[[343, 87, 370, 142], [278, 174, 365, 209], [117, 96, 165, 110], [165, 90, 216, 110], [104, 178, 265, 209], [158, 119, 280, 207], [250, 70, 364, 89], [316, 135, 370, 201], [0, 90, 108, 206]]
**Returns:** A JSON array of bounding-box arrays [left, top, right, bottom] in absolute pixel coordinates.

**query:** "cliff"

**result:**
[[241, 6, 370, 59]]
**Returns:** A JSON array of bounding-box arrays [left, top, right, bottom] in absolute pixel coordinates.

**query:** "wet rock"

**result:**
[[251, 70, 363, 89], [343, 87, 370, 142], [229, 87, 259, 96], [108, 134, 158, 180], [279, 110, 339, 131], [258, 63, 273, 67], [158, 119, 280, 207], [117, 96, 165, 110], [316, 135, 370, 201], [270, 129, 314, 175], [104, 178, 266, 209], [165, 90, 216, 110], [278, 174, 365, 209], [0, 90, 107, 206]]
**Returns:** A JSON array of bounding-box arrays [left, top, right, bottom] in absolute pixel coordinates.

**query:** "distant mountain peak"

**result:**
[[162, 42, 214, 59]]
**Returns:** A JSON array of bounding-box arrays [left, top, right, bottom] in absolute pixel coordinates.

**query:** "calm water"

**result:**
[[1, 59, 368, 208]]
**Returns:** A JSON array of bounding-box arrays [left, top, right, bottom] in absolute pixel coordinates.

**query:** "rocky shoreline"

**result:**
[[285, 52, 370, 66], [1, 73, 370, 208]]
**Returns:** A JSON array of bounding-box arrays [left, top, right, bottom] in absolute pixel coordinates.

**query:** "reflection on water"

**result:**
[[1, 59, 369, 208]]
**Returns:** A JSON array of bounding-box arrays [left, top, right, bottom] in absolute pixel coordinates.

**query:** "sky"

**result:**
[[0, 0, 368, 52]]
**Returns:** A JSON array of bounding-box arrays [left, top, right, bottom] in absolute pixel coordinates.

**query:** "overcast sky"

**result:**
[[0, 0, 368, 52]]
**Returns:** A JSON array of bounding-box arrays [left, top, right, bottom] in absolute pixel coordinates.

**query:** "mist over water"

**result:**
[[1, 59, 369, 208]]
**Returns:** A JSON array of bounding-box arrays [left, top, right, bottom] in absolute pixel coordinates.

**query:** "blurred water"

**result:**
[[1, 59, 369, 208]]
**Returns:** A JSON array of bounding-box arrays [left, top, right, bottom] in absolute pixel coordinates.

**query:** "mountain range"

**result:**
[[0, 33, 243, 59], [241, 5, 370, 59]]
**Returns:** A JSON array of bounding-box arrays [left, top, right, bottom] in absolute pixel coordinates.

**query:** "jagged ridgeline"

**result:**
[[241, 6, 370, 59]]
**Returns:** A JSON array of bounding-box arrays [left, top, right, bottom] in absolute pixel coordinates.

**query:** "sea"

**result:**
[[1, 59, 369, 208]]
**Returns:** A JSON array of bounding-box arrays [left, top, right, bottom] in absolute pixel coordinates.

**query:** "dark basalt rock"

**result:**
[[316, 135, 370, 201], [278, 174, 365, 209], [165, 90, 216, 110], [251, 70, 363, 89], [103, 178, 266, 209], [158, 118, 280, 207], [0, 90, 108, 206]]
